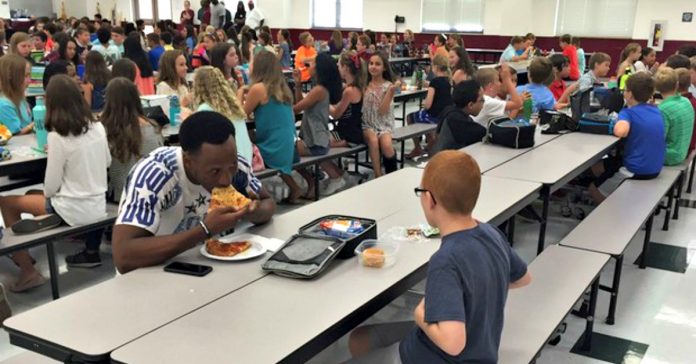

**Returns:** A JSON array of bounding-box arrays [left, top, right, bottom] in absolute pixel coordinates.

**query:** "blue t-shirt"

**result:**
[[399, 223, 528, 364], [619, 103, 665, 175], [516, 83, 556, 113], [0, 97, 32, 134], [500, 44, 517, 62], [149, 45, 165, 71]]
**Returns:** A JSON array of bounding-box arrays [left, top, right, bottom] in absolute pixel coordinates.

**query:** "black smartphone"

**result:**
[[163, 261, 212, 277]]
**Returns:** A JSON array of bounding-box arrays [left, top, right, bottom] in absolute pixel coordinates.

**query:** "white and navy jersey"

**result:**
[[116, 147, 261, 236]]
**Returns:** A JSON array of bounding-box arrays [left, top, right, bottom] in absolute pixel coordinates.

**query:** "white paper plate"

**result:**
[[200, 234, 268, 261]]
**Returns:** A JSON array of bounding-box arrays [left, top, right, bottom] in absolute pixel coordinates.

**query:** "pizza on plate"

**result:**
[[206, 239, 252, 257], [209, 186, 251, 211]]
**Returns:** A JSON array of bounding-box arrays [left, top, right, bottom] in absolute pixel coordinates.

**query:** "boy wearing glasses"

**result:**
[[347, 151, 531, 363]]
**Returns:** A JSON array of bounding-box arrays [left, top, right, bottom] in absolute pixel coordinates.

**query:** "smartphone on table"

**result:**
[[164, 261, 212, 277]]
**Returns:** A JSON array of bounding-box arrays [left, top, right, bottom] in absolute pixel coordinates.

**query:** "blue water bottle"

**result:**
[[169, 95, 180, 126], [33, 97, 48, 152]]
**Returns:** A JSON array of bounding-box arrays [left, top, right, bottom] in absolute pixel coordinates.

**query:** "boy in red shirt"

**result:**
[[560, 34, 580, 80], [548, 54, 579, 107]]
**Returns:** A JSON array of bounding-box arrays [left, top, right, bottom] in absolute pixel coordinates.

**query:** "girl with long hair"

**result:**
[[124, 34, 155, 95], [81, 51, 112, 111]]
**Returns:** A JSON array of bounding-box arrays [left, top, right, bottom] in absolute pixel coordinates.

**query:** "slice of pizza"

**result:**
[[206, 239, 253, 257], [209, 186, 251, 211]]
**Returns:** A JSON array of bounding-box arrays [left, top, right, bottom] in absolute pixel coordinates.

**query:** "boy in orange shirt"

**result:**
[[294, 32, 317, 83]]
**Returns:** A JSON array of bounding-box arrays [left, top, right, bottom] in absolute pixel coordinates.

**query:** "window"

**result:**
[[421, 0, 484, 33], [555, 0, 637, 38], [134, 0, 173, 22], [311, 0, 363, 29]]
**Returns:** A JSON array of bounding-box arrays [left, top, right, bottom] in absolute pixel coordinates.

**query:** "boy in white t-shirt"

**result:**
[[472, 64, 523, 126]]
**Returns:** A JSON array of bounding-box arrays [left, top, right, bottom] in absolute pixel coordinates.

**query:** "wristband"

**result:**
[[199, 220, 212, 239]]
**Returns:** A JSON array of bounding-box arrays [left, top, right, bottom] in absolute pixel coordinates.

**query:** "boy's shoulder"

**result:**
[[433, 223, 506, 261]]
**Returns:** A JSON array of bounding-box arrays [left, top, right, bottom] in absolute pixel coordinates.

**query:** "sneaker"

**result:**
[[0, 284, 12, 326], [65, 250, 102, 268], [11, 214, 62, 235], [322, 177, 347, 196]]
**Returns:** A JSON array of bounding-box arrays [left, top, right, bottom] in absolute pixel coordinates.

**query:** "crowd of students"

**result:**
[[3, 4, 696, 362]]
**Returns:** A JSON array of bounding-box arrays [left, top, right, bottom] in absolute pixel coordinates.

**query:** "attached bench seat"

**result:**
[[391, 123, 438, 168], [559, 168, 680, 324], [0, 203, 119, 300], [0, 351, 59, 363], [499, 245, 610, 364]]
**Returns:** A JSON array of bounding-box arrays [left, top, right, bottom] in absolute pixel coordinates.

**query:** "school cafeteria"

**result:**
[[0, 0, 696, 363]]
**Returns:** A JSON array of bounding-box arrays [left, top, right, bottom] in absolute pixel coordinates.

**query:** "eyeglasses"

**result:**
[[414, 187, 429, 197]]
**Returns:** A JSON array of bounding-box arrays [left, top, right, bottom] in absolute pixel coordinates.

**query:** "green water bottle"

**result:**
[[416, 67, 423, 90], [522, 98, 533, 121]]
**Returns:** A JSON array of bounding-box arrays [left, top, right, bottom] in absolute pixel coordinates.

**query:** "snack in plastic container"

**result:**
[[319, 219, 365, 239], [355, 240, 399, 268]]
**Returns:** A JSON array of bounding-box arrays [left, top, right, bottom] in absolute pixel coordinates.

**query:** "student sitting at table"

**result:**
[[124, 34, 155, 95], [9, 32, 33, 63], [665, 54, 691, 70], [516, 57, 556, 114], [519, 33, 538, 56], [295, 32, 317, 83], [156, 50, 190, 101], [587, 72, 665, 203], [330, 52, 365, 147], [67, 77, 163, 267], [190, 66, 253, 163], [276, 29, 292, 69], [572, 37, 585, 75], [431, 80, 487, 154], [210, 42, 245, 90], [42, 60, 70, 89], [559, 34, 579, 80], [329, 30, 345, 56], [449, 46, 475, 85], [237, 51, 299, 203], [346, 150, 531, 364], [32, 32, 47, 55], [446, 33, 463, 50], [500, 36, 530, 63], [91, 28, 121, 65], [147, 33, 165, 71], [548, 54, 579, 107], [355, 35, 373, 64], [576, 52, 611, 93], [111, 58, 138, 83], [0, 55, 33, 135], [406, 55, 453, 159], [472, 64, 523, 126], [429, 34, 448, 60], [675, 68, 696, 153], [81, 51, 112, 112], [656, 67, 695, 166], [292, 53, 347, 198], [363, 53, 400, 178], [256, 31, 276, 55], [634, 47, 660, 74], [616, 42, 641, 79], [112, 111, 276, 274], [0, 74, 111, 288]]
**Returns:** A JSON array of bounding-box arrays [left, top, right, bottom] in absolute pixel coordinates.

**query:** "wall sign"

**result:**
[[683, 12, 693, 22]]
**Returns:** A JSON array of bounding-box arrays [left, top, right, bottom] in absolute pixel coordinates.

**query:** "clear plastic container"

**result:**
[[354, 240, 399, 269]]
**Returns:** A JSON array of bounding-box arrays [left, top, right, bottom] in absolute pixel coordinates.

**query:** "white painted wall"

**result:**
[[0, 0, 10, 18], [632, 0, 696, 41]]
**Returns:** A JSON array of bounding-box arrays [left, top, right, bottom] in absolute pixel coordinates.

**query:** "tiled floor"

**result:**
[[2, 101, 696, 363]]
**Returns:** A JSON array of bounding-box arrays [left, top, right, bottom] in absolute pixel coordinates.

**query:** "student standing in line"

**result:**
[[655, 67, 695, 166], [292, 53, 347, 198], [0, 55, 33, 135], [587, 72, 665, 202], [449, 46, 475, 85], [81, 51, 112, 112], [0, 75, 111, 287], [616, 42, 642, 79], [276, 29, 292, 69], [406, 55, 453, 158], [237, 51, 299, 203], [345, 150, 530, 363], [124, 34, 155, 95], [362, 53, 400, 177]]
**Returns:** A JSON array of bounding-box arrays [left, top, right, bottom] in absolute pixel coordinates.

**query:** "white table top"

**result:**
[[461, 129, 562, 172], [2, 168, 424, 360], [0, 134, 45, 171], [498, 245, 610, 364], [110, 174, 543, 364], [560, 168, 680, 256], [485, 132, 618, 187]]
